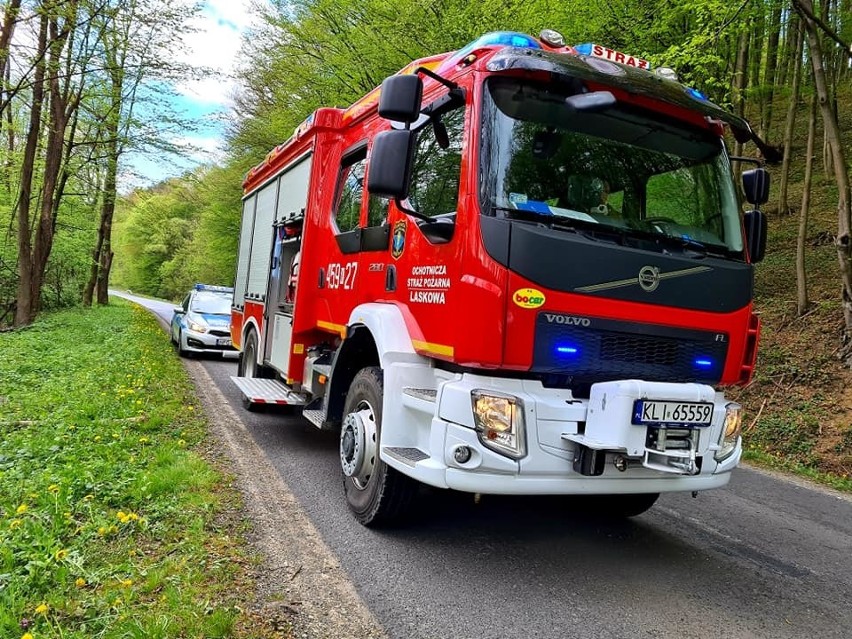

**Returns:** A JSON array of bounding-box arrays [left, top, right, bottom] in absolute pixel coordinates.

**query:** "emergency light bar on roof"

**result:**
[[195, 284, 234, 293]]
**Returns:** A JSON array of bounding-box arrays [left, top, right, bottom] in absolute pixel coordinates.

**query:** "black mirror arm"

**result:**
[[394, 198, 432, 223], [415, 66, 458, 91], [729, 120, 783, 165]]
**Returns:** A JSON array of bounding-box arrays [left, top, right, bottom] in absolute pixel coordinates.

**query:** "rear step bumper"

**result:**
[[230, 377, 307, 405]]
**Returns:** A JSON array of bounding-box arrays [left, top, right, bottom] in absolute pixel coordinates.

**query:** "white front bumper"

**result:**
[[380, 369, 741, 496]]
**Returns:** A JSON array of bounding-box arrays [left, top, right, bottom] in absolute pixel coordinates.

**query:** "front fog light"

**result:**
[[471, 391, 526, 459], [715, 402, 742, 462]]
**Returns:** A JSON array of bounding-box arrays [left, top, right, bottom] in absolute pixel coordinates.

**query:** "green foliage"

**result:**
[[0, 302, 262, 638]]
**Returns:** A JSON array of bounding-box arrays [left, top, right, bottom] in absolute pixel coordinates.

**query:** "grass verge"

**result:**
[[0, 302, 282, 639]]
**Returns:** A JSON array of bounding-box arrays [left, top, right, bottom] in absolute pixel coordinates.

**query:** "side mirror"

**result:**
[[378, 75, 423, 123], [173, 307, 184, 315], [742, 168, 770, 205], [367, 130, 416, 199], [743, 209, 767, 263]]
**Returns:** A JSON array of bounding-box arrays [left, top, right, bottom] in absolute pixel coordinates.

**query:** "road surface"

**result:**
[[114, 290, 852, 639]]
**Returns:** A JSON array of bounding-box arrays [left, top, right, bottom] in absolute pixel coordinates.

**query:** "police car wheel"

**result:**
[[341, 367, 416, 527], [177, 330, 190, 358]]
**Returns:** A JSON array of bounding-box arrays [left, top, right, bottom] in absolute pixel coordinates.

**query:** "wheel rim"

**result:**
[[340, 399, 378, 490]]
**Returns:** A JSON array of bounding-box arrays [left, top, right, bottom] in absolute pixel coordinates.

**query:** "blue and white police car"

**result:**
[[170, 284, 237, 358]]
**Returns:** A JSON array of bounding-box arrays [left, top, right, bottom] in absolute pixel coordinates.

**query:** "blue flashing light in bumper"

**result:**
[[556, 344, 580, 356], [694, 358, 713, 368]]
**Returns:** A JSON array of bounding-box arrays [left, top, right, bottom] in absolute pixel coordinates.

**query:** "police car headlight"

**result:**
[[471, 391, 526, 459], [715, 403, 742, 462], [187, 317, 208, 333]]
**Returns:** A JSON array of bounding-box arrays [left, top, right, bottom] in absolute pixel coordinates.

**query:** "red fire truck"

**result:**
[[230, 30, 776, 526]]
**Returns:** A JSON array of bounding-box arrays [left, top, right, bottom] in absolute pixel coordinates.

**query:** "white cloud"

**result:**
[[175, 0, 264, 107]]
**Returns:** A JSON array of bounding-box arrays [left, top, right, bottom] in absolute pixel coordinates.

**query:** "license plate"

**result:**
[[632, 400, 713, 427], [217, 338, 232, 347]]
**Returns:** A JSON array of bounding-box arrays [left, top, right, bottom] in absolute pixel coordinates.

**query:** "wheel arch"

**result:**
[[326, 303, 426, 425]]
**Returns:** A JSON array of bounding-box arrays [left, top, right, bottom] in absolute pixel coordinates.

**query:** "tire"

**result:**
[[237, 330, 261, 411], [340, 367, 416, 527], [592, 493, 660, 518], [176, 329, 190, 358]]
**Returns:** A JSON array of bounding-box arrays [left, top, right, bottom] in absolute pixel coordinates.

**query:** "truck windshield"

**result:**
[[480, 77, 744, 256]]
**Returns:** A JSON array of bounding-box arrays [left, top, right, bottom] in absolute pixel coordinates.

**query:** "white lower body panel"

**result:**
[[379, 366, 741, 496]]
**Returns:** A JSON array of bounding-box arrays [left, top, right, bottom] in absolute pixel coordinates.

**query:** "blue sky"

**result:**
[[121, 0, 259, 191]]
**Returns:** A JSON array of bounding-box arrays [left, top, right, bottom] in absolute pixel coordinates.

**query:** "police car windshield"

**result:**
[[191, 292, 231, 315], [480, 78, 744, 256]]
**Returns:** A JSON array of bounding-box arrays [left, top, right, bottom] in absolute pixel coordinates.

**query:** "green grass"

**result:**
[[0, 302, 278, 639]]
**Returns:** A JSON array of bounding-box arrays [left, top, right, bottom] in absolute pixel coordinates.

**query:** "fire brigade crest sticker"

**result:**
[[391, 220, 406, 259]]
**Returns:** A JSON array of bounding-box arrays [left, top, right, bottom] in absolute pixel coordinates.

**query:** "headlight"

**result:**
[[715, 402, 742, 462], [471, 391, 526, 459], [187, 316, 207, 333]]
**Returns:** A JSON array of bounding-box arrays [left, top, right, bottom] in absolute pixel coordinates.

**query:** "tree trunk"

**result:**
[[13, 11, 47, 327], [797, 91, 817, 316], [779, 18, 804, 216], [30, 4, 77, 317], [731, 26, 751, 160], [0, 0, 22, 107], [95, 127, 119, 305], [795, 0, 852, 360], [760, 2, 783, 138]]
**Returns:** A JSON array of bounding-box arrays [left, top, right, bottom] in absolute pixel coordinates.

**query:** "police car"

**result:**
[[170, 284, 237, 358]]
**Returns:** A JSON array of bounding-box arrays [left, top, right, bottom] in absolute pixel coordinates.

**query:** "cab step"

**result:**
[[230, 377, 307, 406]]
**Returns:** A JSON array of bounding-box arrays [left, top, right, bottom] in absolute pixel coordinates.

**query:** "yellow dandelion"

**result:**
[[54, 549, 68, 561], [35, 602, 48, 614], [121, 579, 133, 587], [116, 510, 127, 520], [83, 494, 94, 501], [128, 512, 139, 521], [138, 437, 148, 444], [16, 504, 28, 515], [47, 484, 59, 493], [187, 405, 195, 412], [112, 433, 119, 439], [112, 597, 122, 606], [22, 633, 34, 639], [9, 519, 22, 529], [94, 435, 102, 442], [128, 549, 137, 556], [177, 439, 186, 447], [68, 424, 76, 430], [97, 526, 107, 536], [75, 577, 86, 588]]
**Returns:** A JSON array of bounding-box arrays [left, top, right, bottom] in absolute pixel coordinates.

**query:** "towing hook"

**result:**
[[613, 455, 628, 472]]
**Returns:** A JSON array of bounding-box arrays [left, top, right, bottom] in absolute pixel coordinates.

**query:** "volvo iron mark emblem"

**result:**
[[575, 265, 713, 294], [638, 266, 661, 292]]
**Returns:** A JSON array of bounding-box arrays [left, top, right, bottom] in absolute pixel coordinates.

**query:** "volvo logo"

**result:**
[[638, 266, 661, 292], [545, 313, 591, 327], [575, 266, 712, 294]]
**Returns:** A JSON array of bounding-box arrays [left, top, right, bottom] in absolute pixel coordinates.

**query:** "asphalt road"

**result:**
[[114, 290, 852, 639]]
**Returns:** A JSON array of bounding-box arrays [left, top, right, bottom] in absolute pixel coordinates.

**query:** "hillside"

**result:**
[[732, 83, 852, 488]]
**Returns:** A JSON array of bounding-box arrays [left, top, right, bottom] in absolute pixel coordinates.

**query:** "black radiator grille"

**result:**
[[532, 314, 728, 384]]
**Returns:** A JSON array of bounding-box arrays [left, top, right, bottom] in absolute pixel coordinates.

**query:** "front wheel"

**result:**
[[340, 367, 416, 527]]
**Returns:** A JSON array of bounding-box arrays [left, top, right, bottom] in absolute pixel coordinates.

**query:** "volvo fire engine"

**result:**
[[230, 30, 776, 526]]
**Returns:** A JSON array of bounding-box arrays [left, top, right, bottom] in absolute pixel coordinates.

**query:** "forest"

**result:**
[[2, 0, 852, 482]]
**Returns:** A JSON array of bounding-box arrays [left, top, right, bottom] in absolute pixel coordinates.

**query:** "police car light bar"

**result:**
[[195, 283, 234, 293], [574, 43, 651, 70]]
